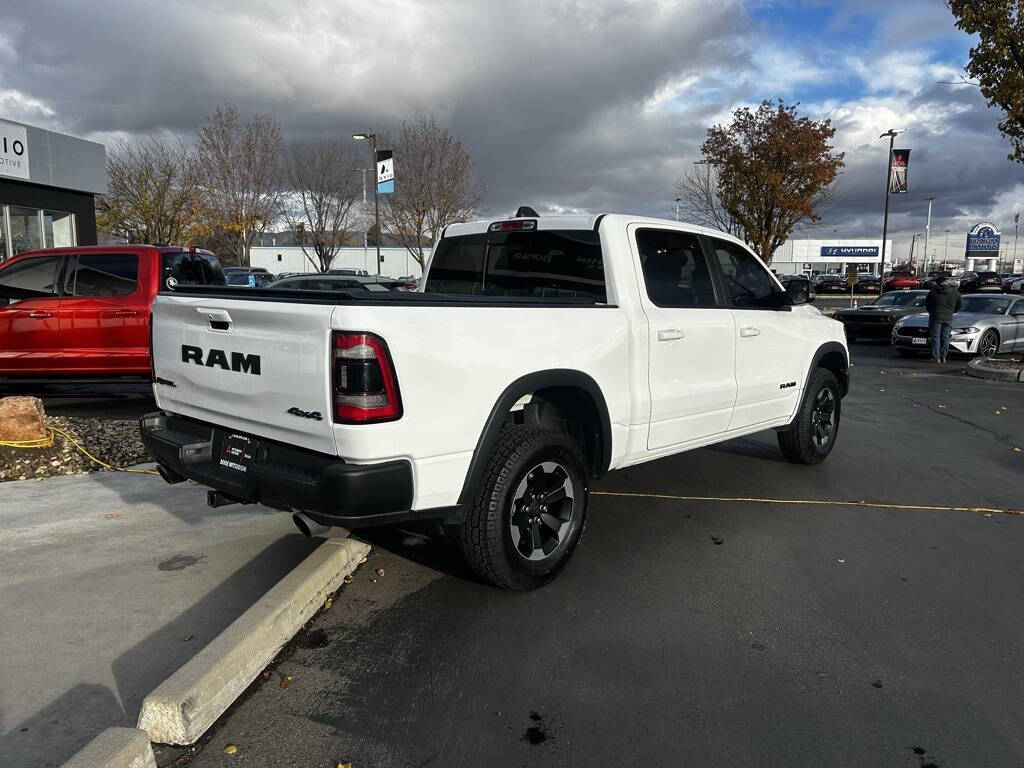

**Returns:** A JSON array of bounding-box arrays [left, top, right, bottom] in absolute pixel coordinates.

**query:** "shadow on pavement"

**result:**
[[0, 534, 321, 768]]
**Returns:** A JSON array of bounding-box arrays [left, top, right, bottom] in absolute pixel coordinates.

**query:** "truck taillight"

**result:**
[[331, 332, 402, 423]]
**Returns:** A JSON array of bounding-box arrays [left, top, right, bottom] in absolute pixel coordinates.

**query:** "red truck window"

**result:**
[[64, 254, 138, 296]]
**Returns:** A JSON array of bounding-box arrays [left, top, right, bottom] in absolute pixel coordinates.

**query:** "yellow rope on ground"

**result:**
[[592, 490, 1018, 516], [0, 426, 159, 476]]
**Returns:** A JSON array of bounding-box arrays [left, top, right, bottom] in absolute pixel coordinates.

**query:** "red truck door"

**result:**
[[0, 254, 65, 373], [58, 251, 150, 375]]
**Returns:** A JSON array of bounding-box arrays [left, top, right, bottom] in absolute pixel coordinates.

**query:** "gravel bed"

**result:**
[[0, 416, 151, 482]]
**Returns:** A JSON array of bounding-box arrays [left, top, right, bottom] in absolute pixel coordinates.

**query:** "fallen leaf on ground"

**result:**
[[323, 596, 333, 611], [338, 762, 353, 768], [104, 512, 119, 520], [262, 670, 271, 679], [224, 744, 237, 755], [183, 634, 193, 642], [376, 568, 385, 576], [1014, 447, 1021, 453], [280, 676, 292, 689], [358, 556, 368, 564], [937, 404, 946, 408], [343, 575, 354, 584], [836, 558, 846, 564]]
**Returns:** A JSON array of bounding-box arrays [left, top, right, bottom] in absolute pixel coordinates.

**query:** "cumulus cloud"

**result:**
[[1, 0, 1020, 253]]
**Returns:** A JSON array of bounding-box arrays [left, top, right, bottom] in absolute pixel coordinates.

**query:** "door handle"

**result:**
[[200, 307, 233, 332], [27, 311, 53, 319], [113, 309, 138, 317], [657, 329, 685, 342], [739, 327, 761, 338]]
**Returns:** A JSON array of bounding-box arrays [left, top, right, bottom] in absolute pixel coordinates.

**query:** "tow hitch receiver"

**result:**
[[207, 490, 250, 509]]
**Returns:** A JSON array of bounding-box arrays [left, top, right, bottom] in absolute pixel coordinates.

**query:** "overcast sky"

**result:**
[[2, 0, 1022, 261]]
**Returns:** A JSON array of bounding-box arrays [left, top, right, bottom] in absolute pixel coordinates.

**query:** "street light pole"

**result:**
[[353, 133, 382, 269], [351, 168, 372, 271], [944, 229, 950, 269], [923, 196, 934, 275], [674, 197, 681, 222], [878, 128, 906, 280]]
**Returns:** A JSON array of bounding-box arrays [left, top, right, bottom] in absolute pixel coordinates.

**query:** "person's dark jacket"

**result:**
[[925, 283, 963, 322]]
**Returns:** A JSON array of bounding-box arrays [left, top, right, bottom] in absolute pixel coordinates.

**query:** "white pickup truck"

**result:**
[[141, 213, 849, 590]]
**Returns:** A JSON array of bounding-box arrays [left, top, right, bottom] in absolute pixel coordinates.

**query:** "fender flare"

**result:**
[[808, 341, 850, 396], [456, 369, 613, 506]]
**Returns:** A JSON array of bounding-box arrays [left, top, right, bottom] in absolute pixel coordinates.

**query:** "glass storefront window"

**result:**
[[0, 210, 8, 259], [0, 206, 77, 259], [8, 206, 43, 255], [43, 210, 75, 248]]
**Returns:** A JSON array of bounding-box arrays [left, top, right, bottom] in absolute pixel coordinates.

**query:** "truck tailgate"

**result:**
[[151, 295, 338, 455]]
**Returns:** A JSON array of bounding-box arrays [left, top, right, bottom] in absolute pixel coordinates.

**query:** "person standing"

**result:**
[[924, 274, 963, 363]]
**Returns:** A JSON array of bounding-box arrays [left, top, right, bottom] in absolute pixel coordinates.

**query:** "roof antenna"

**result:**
[[515, 206, 539, 218]]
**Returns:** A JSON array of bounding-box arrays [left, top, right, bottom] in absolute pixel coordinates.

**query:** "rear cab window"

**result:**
[[162, 250, 226, 289], [425, 227, 606, 302]]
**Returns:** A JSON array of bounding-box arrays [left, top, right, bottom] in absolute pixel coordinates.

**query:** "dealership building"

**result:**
[[0, 118, 106, 261], [769, 238, 892, 276]]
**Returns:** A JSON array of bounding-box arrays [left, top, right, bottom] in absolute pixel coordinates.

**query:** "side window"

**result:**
[[0, 256, 62, 298], [636, 228, 718, 308], [710, 238, 781, 309], [65, 254, 139, 297]]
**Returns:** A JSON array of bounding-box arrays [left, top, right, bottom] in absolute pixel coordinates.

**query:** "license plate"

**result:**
[[220, 433, 258, 473], [912, 337, 927, 345]]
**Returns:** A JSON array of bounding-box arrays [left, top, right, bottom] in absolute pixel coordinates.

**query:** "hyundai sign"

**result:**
[[966, 222, 1000, 254], [820, 246, 880, 262]]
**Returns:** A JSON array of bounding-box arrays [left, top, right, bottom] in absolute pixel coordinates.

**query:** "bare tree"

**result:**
[[380, 117, 485, 269], [195, 104, 284, 266], [281, 139, 362, 273], [96, 136, 199, 244], [674, 162, 744, 238]]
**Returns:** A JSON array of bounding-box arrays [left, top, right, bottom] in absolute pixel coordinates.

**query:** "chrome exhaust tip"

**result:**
[[292, 511, 330, 538]]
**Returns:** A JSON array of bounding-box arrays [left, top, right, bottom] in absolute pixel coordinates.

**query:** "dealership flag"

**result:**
[[376, 149, 394, 195], [888, 148, 910, 194]]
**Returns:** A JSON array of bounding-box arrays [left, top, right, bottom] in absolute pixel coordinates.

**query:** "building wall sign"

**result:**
[[820, 245, 879, 261], [0, 120, 30, 180], [966, 222, 1001, 254]]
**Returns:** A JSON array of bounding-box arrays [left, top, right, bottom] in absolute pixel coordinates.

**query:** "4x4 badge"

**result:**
[[287, 407, 323, 421]]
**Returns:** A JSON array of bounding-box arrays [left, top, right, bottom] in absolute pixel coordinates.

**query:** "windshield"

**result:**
[[961, 296, 1012, 314], [873, 292, 923, 306]]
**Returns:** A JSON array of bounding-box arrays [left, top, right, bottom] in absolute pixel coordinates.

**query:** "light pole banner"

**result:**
[[375, 149, 394, 195], [888, 148, 910, 194]]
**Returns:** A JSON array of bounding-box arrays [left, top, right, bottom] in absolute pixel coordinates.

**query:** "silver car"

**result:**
[[891, 293, 1024, 358]]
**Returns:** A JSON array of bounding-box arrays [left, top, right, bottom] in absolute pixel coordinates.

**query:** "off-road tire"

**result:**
[[777, 367, 841, 465], [458, 425, 589, 590]]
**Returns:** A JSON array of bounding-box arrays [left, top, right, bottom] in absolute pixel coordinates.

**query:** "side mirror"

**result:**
[[785, 277, 813, 306]]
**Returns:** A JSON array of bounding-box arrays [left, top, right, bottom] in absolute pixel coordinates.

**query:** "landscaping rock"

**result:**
[[0, 396, 47, 441]]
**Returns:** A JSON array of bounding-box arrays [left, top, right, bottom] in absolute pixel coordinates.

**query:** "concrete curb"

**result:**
[[61, 727, 156, 768], [966, 358, 1024, 382], [137, 536, 370, 745]]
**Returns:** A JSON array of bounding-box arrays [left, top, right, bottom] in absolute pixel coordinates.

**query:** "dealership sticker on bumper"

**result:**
[[912, 337, 927, 345], [220, 434, 258, 473]]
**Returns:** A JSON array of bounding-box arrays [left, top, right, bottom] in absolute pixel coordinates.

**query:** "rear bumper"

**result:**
[[139, 411, 448, 528]]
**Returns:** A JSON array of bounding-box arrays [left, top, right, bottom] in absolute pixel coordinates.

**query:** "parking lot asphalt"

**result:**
[[0, 470, 321, 768], [181, 343, 1024, 768]]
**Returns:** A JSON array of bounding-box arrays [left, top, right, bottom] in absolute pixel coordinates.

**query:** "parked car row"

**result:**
[[0, 244, 421, 392], [834, 289, 1024, 359], [878, 269, 1022, 294]]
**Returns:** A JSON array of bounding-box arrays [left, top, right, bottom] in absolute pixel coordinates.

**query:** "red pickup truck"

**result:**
[[0, 245, 224, 393]]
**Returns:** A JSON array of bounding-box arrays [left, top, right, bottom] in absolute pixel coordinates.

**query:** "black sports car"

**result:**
[[833, 289, 928, 341], [813, 274, 849, 293]]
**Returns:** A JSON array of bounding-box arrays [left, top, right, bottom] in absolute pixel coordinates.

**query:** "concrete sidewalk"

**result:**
[[0, 470, 322, 768]]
